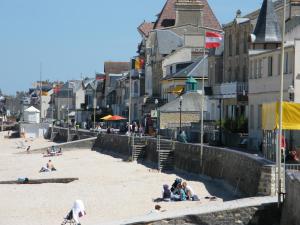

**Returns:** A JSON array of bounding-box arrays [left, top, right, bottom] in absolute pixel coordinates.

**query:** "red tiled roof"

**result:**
[[104, 62, 130, 74], [138, 22, 155, 37], [154, 0, 221, 30]]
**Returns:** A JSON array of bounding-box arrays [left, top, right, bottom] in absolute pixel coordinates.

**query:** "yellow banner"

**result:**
[[262, 102, 300, 130]]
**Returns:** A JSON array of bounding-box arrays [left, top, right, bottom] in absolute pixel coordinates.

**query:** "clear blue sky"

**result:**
[[0, 0, 262, 95]]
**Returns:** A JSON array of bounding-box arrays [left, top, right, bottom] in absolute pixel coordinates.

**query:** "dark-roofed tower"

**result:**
[[175, 0, 204, 27], [252, 0, 282, 49]]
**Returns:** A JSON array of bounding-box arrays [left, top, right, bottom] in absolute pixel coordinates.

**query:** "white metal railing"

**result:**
[[212, 82, 248, 97], [286, 164, 300, 171]]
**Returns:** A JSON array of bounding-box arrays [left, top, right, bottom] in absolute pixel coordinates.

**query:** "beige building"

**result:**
[[219, 0, 300, 122], [248, 0, 300, 149]]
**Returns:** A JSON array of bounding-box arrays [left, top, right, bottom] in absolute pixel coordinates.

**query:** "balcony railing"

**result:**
[[213, 82, 248, 99]]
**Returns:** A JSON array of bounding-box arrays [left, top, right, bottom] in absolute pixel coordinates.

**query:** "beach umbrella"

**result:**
[[107, 115, 127, 121], [101, 115, 112, 120]]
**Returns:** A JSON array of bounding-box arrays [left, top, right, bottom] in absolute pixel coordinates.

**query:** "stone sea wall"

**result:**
[[280, 171, 300, 225], [127, 204, 281, 225], [93, 134, 276, 197]]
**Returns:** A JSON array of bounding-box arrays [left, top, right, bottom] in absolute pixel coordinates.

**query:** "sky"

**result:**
[[0, 0, 263, 95]]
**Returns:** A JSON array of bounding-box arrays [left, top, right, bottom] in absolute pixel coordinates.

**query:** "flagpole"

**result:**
[[278, 0, 287, 206], [200, 30, 206, 169]]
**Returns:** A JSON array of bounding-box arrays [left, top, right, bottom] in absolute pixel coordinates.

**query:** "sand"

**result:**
[[0, 132, 237, 225]]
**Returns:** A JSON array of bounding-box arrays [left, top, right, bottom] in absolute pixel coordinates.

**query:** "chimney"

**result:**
[[175, 0, 204, 27]]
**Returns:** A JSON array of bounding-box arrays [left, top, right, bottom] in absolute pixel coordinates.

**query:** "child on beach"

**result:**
[[162, 184, 171, 202]]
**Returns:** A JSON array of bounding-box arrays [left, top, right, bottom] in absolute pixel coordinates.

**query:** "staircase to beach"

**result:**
[[132, 136, 146, 161], [158, 139, 175, 171]]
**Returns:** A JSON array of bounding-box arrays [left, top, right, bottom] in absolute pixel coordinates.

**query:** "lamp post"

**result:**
[[155, 98, 160, 170], [155, 99, 159, 135], [278, 0, 287, 206], [179, 96, 183, 132], [93, 95, 98, 130], [288, 85, 295, 160]]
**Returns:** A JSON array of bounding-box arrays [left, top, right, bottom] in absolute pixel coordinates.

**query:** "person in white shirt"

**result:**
[[182, 181, 199, 201]]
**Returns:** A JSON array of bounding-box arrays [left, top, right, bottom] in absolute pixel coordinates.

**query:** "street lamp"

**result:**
[[93, 105, 99, 130], [288, 85, 295, 102], [179, 96, 183, 132], [288, 85, 295, 160], [155, 99, 159, 136]]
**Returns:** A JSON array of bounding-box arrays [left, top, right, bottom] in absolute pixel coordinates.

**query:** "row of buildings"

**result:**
[[11, 0, 300, 150]]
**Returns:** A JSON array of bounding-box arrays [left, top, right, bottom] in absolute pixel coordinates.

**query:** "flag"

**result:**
[[53, 85, 61, 94], [205, 31, 223, 49]]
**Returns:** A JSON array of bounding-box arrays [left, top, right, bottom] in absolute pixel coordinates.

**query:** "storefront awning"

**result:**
[[262, 102, 300, 130], [168, 86, 184, 95]]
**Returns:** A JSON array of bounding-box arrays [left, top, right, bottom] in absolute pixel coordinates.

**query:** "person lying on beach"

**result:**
[[182, 181, 199, 201]]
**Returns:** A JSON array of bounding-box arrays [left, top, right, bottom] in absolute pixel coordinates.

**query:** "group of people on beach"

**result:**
[[162, 178, 199, 202]]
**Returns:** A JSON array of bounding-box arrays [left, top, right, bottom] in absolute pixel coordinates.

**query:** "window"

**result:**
[[250, 105, 254, 129], [278, 54, 281, 75], [284, 52, 289, 74], [243, 65, 247, 82], [228, 67, 232, 82], [258, 104, 262, 129], [229, 34, 233, 56], [236, 32, 240, 55], [254, 59, 258, 79], [258, 59, 262, 78], [250, 61, 253, 79], [243, 31, 248, 54], [268, 56, 273, 76], [235, 66, 240, 81]]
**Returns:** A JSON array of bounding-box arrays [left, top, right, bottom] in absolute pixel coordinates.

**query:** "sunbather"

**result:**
[[47, 160, 56, 171], [39, 160, 56, 172], [182, 181, 199, 201]]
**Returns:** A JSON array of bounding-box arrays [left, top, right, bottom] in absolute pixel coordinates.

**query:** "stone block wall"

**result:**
[[93, 134, 276, 197], [281, 171, 300, 225], [174, 143, 276, 196], [128, 203, 281, 225]]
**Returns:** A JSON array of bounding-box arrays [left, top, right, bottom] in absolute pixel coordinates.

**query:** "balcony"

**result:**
[[213, 82, 248, 100]]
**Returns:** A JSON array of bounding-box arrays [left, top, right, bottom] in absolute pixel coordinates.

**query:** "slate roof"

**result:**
[[154, 0, 221, 30], [138, 22, 155, 37], [104, 62, 130, 74], [164, 56, 208, 80], [156, 30, 184, 55], [159, 91, 204, 113], [253, 0, 282, 43]]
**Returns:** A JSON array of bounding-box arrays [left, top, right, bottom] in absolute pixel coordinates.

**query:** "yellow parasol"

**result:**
[[101, 115, 112, 120]]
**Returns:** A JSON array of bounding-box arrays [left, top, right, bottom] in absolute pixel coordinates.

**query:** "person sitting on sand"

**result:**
[[171, 183, 186, 201], [182, 181, 199, 201], [47, 160, 56, 171], [40, 160, 56, 172], [171, 178, 182, 193], [162, 184, 171, 202]]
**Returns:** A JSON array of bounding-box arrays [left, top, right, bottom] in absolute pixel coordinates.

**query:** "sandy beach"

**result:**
[[0, 132, 237, 225]]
